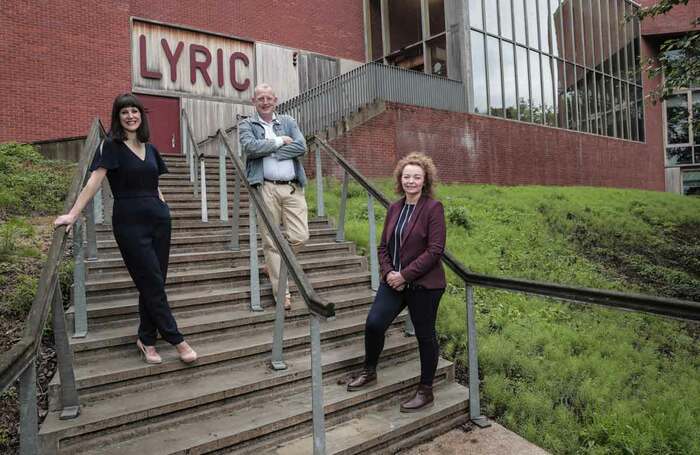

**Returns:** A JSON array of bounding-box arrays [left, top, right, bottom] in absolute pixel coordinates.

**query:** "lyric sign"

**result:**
[[132, 20, 254, 101]]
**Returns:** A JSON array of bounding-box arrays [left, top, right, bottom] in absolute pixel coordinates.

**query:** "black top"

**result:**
[[388, 202, 416, 272], [90, 138, 168, 199]]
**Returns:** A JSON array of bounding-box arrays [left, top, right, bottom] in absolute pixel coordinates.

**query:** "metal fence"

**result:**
[[277, 62, 467, 137]]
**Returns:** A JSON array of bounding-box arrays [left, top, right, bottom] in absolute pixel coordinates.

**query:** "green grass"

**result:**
[[306, 178, 700, 455]]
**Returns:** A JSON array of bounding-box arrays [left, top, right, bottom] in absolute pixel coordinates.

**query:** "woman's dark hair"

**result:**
[[109, 93, 150, 142]]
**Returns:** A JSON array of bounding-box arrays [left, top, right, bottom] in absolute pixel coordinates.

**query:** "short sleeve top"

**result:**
[[90, 138, 168, 199]]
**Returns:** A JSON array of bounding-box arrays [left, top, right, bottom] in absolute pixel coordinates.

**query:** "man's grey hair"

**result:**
[[253, 83, 276, 98]]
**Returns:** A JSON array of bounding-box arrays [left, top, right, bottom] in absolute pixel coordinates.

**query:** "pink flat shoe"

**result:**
[[136, 339, 162, 364], [176, 341, 198, 364]]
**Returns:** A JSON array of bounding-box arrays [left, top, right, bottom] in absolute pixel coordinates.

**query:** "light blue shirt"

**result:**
[[260, 114, 296, 181]]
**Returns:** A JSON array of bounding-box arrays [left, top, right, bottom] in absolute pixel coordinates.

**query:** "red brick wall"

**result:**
[[326, 102, 665, 191], [639, 0, 700, 36], [0, 0, 365, 143]]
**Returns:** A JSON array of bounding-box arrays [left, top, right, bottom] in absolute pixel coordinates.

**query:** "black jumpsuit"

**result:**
[[91, 139, 184, 346]]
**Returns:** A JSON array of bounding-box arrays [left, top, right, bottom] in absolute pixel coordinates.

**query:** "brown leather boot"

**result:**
[[346, 369, 377, 391], [400, 384, 434, 413]]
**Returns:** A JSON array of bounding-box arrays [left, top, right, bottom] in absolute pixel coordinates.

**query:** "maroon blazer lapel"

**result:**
[[400, 195, 427, 246], [382, 200, 402, 245]]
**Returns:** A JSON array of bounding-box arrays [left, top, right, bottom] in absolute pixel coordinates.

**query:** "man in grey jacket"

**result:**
[[239, 83, 309, 310]]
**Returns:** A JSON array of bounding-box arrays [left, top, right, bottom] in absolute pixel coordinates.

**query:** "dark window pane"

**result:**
[[517, 45, 531, 121], [469, 0, 483, 30], [513, 0, 527, 44], [539, 0, 550, 53], [487, 37, 503, 116], [587, 70, 598, 134], [390, 0, 422, 51], [666, 94, 690, 144], [427, 35, 447, 76], [591, 0, 604, 72], [605, 76, 614, 136], [530, 50, 543, 123], [600, 0, 612, 75], [630, 84, 638, 141], [666, 147, 692, 165], [583, 0, 596, 68], [637, 85, 644, 141], [596, 72, 606, 134], [682, 171, 700, 196], [386, 42, 424, 71], [543, 56, 555, 125], [550, 0, 562, 57], [503, 42, 518, 119], [633, 16, 641, 84], [573, 0, 585, 66], [555, 58, 566, 127], [486, 0, 499, 35], [527, 0, 540, 49], [471, 32, 488, 113], [563, 0, 575, 63], [566, 62, 577, 130], [500, 0, 513, 40], [621, 82, 630, 139], [428, 0, 445, 35], [625, 2, 635, 81], [695, 149, 700, 165], [369, 0, 384, 60], [616, 0, 628, 81], [577, 68, 588, 132], [693, 90, 700, 144], [614, 78, 623, 138], [609, 0, 620, 78]]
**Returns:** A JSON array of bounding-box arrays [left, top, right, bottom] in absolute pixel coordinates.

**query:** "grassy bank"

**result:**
[[0, 143, 73, 451], [306, 178, 700, 455]]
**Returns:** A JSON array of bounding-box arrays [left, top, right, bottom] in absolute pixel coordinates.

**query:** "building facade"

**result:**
[[1, 0, 698, 194]]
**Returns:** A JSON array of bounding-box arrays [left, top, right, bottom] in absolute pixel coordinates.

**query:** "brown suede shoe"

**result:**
[[400, 384, 434, 413], [346, 369, 377, 391]]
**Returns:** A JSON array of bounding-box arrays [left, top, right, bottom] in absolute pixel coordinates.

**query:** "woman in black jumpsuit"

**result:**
[[55, 94, 197, 365]]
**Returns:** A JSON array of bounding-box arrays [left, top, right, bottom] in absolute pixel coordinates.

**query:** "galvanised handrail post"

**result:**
[[199, 156, 208, 222], [72, 218, 87, 338], [102, 179, 113, 226], [335, 171, 349, 243], [93, 187, 104, 225], [466, 285, 489, 427], [310, 313, 326, 455], [315, 143, 324, 218], [18, 360, 38, 455], [219, 139, 229, 221], [404, 313, 415, 336], [248, 203, 262, 312], [230, 164, 241, 251], [51, 280, 80, 419], [367, 194, 379, 291], [271, 260, 288, 370], [85, 197, 98, 261]]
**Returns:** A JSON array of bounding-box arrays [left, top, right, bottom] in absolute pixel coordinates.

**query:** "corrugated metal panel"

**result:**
[[254, 42, 300, 103]]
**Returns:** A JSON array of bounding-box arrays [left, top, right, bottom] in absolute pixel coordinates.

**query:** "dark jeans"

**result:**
[[364, 283, 444, 386], [113, 216, 184, 346]]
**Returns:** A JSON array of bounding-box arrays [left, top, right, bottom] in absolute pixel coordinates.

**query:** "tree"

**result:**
[[633, 0, 700, 103]]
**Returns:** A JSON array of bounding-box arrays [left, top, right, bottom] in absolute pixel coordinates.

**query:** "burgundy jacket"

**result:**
[[378, 195, 446, 289]]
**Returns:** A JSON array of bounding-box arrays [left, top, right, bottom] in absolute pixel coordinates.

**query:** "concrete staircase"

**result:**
[[39, 155, 469, 454]]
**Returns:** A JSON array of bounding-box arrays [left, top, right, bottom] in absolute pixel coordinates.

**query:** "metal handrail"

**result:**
[[0, 118, 104, 393], [313, 136, 700, 321], [218, 129, 335, 318], [312, 135, 700, 427]]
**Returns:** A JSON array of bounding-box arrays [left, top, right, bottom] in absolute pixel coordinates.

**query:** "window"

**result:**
[[665, 90, 700, 166], [468, 0, 644, 141]]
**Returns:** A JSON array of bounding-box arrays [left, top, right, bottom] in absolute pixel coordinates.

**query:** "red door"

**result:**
[[139, 94, 181, 155]]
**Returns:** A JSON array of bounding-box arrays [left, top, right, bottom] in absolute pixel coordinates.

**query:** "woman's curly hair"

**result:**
[[393, 152, 438, 198]]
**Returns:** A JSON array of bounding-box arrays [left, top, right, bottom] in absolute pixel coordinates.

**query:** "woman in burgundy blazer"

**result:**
[[347, 153, 446, 413]]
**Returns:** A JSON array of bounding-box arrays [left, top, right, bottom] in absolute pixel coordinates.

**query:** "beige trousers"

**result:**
[[259, 181, 309, 300]]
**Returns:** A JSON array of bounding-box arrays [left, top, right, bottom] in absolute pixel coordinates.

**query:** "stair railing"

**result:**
[[181, 109, 208, 222], [277, 61, 467, 138], [311, 135, 700, 428], [216, 127, 335, 455], [0, 118, 107, 454]]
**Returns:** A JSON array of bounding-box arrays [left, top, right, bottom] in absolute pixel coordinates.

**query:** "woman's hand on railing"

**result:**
[[53, 213, 79, 233]]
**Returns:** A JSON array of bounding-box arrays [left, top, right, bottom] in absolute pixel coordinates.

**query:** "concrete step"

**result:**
[[94, 218, 330, 235], [82, 255, 365, 299], [50, 354, 457, 454], [270, 382, 468, 455], [55, 308, 402, 394], [68, 272, 372, 327], [86, 241, 354, 277], [70, 288, 376, 353], [41, 332, 417, 453]]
